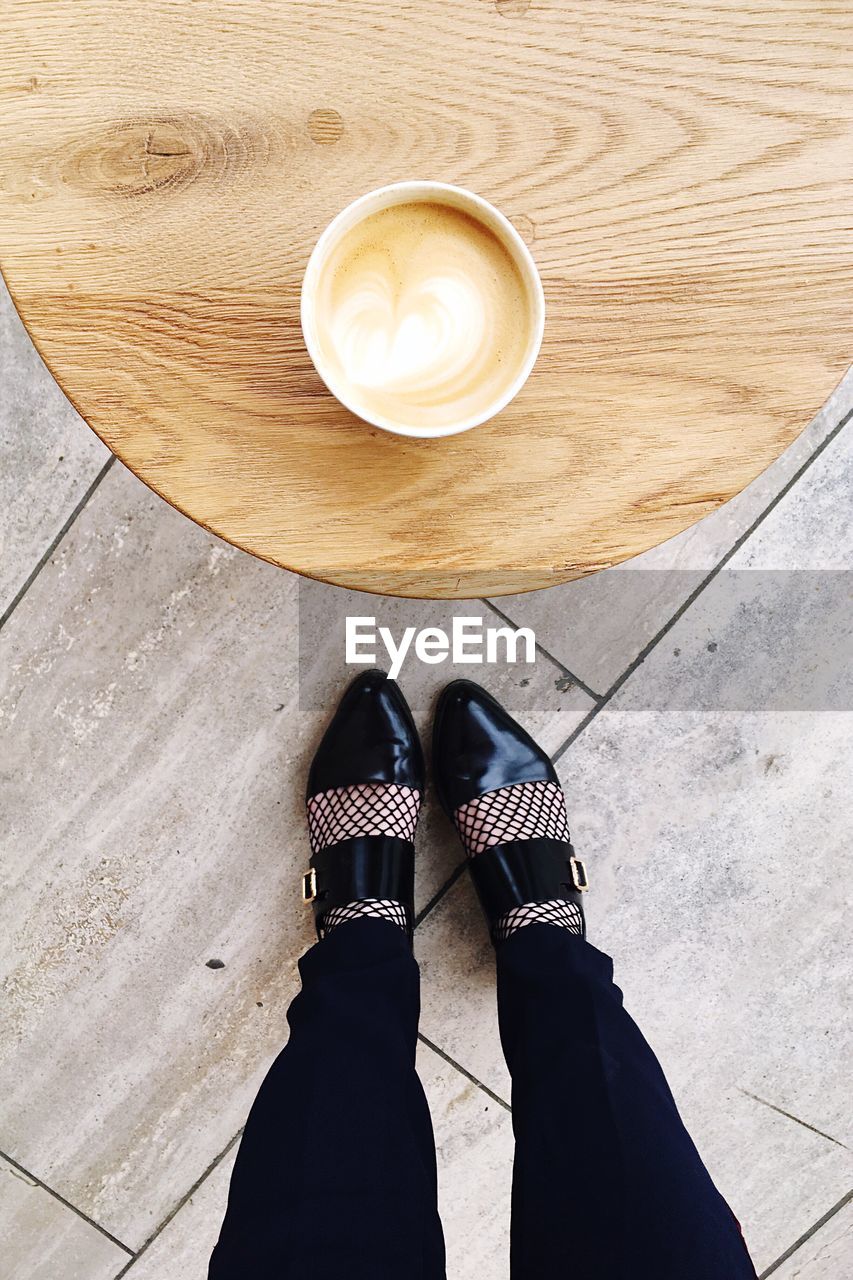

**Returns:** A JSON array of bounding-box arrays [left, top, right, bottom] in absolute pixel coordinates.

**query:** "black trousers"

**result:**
[[209, 918, 757, 1279]]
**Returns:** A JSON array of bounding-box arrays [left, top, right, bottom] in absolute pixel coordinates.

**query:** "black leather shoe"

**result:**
[[303, 671, 424, 938], [433, 680, 587, 937]]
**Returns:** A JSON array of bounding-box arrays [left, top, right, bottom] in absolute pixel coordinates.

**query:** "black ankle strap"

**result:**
[[303, 836, 415, 937], [467, 837, 587, 923]]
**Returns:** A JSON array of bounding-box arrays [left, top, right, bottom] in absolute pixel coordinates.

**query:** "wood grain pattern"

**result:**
[[0, 0, 851, 597]]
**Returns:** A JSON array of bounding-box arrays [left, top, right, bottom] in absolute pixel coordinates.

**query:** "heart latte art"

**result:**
[[312, 202, 532, 432]]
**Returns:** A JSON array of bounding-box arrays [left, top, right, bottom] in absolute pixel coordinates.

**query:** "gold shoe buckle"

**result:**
[[569, 856, 589, 893], [302, 868, 318, 903]]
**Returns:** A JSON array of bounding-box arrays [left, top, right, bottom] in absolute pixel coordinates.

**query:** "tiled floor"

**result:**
[[1, 278, 851, 1279]]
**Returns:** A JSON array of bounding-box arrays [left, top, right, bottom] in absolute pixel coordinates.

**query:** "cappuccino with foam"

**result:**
[[302, 185, 545, 438]]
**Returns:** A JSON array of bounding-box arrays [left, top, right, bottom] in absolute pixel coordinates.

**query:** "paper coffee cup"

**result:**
[[300, 182, 545, 439]]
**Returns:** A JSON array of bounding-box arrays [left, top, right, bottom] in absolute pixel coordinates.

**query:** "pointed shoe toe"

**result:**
[[432, 679, 557, 816], [308, 671, 424, 800]]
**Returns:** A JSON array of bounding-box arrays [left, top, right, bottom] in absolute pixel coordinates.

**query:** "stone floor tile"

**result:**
[[0, 278, 108, 615], [418, 874, 509, 1099], [422, 1042, 513, 1278], [1, 464, 306, 1247], [560, 434, 853, 1146], [118, 1149, 235, 1280], [0, 1155, 130, 1280], [122, 1044, 513, 1280], [491, 372, 853, 693], [771, 1197, 853, 1279]]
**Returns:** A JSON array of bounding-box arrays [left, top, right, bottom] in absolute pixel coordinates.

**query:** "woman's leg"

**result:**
[[211, 673, 444, 1278], [432, 679, 756, 1279], [209, 917, 445, 1280], [498, 926, 756, 1279]]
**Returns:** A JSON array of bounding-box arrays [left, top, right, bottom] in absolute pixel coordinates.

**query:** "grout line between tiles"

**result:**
[[481, 598, 604, 702], [0, 1147, 134, 1257], [738, 1088, 849, 1151], [548, 402, 853, 766], [758, 1188, 853, 1278], [0, 454, 115, 635], [417, 1034, 511, 1113], [414, 860, 466, 928], [111, 1128, 244, 1279]]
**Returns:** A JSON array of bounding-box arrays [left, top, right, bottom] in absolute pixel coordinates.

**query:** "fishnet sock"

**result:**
[[494, 900, 584, 943], [453, 781, 570, 856], [307, 783, 421, 855], [453, 781, 584, 942], [320, 899, 410, 939], [307, 783, 421, 938]]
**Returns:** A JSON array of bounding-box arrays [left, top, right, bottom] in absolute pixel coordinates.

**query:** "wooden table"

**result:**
[[1, 2, 851, 598]]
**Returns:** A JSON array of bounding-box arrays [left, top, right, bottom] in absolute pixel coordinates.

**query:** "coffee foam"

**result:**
[[313, 202, 532, 431]]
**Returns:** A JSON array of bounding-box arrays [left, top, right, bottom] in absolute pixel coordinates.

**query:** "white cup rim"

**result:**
[[300, 181, 546, 439]]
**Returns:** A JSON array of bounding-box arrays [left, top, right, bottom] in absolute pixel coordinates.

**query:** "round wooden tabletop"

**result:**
[[1, 3, 852, 598]]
